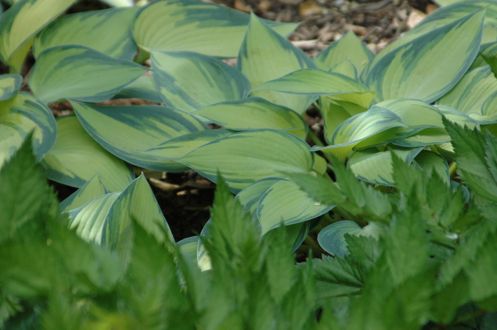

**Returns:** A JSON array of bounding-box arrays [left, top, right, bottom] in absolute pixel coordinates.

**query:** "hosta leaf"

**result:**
[[315, 108, 406, 160], [196, 98, 307, 139], [316, 32, 373, 74], [238, 178, 331, 234], [180, 130, 314, 190], [150, 130, 233, 160], [374, 99, 449, 147], [0, 93, 56, 167], [133, 0, 296, 57], [0, 0, 76, 71], [0, 74, 21, 100], [101, 0, 134, 6], [256, 179, 331, 233], [72, 101, 204, 171], [60, 176, 107, 211], [253, 69, 373, 105], [239, 14, 314, 114], [367, 11, 484, 102], [33, 8, 139, 60], [317, 221, 363, 257], [115, 73, 162, 103], [68, 175, 173, 247], [29, 46, 145, 103], [348, 148, 422, 186], [438, 65, 497, 124], [42, 116, 133, 192], [151, 51, 249, 113], [420, 2, 497, 44]]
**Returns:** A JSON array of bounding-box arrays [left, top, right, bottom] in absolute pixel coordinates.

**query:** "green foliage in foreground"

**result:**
[[2, 123, 497, 329]]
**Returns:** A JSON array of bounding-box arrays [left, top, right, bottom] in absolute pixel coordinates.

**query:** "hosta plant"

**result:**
[[1, 0, 497, 328]]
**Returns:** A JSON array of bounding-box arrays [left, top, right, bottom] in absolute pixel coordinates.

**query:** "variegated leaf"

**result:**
[[29, 46, 145, 103], [239, 14, 314, 114], [42, 116, 133, 192], [151, 51, 249, 112], [72, 101, 205, 171], [34, 7, 139, 60], [0, 74, 21, 100], [133, 0, 296, 57]]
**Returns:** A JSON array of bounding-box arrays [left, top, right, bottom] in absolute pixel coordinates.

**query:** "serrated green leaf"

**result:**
[[196, 98, 307, 139], [151, 51, 249, 113], [42, 116, 133, 192], [33, 7, 139, 60], [133, 0, 296, 57], [239, 14, 314, 114], [318, 221, 362, 257], [445, 120, 497, 202], [29, 46, 145, 103], [0, 0, 77, 71], [0, 137, 54, 243], [180, 130, 314, 190], [367, 11, 484, 102], [0, 93, 56, 167], [72, 101, 204, 171]]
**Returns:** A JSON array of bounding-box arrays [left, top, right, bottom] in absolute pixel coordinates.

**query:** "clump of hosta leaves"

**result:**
[[0, 138, 317, 329]]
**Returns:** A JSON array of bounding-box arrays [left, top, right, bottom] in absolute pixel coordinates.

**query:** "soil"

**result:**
[[6, 0, 436, 241]]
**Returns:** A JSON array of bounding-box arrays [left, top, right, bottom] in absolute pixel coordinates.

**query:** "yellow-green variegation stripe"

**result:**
[[72, 101, 205, 171], [438, 65, 497, 124], [68, 175, 173, 247], [348, 148, 423, 186], [0, 93, 56, 167], [316, 32, 373, 75], [60, 176, 107, 211], [367, 12, 484, 102], [315, 108, 406, 160], [29, 45, 145, 103], [239, 14, 314, 114], [42, 116, 133, 192], [180, 130, 314, 190], [133, 0, 297, 57], [151, 51, 249, 113], [101, 0, 134, 6], [0, 74, 21, 100], [0, 0, 76, 71], [33, 7, 139, 60], [196, 98, 307, 139]]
